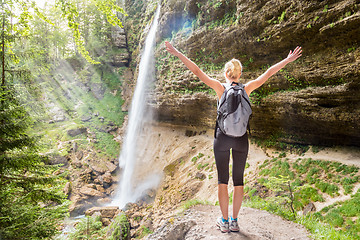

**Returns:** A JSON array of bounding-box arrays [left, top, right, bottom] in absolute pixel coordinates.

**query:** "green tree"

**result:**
[[0, 85, 69, 239]]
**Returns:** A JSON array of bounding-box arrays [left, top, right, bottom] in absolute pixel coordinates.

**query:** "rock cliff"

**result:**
[[125, 0, 360, 147]]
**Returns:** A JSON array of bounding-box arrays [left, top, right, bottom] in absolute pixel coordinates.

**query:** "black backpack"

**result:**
[[215, 82, 252, 138]]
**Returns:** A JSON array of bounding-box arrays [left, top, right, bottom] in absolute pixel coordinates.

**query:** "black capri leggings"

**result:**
[[213, 128, 249, 186]]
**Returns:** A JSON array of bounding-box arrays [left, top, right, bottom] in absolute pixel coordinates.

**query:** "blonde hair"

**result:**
[[224, 59, 242, 81]]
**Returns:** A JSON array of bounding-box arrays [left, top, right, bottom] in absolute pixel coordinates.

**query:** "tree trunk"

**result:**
[[1, 9, 5, 86]]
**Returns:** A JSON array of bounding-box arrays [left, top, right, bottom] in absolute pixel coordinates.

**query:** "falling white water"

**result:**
[[112, 4, 161, 208]]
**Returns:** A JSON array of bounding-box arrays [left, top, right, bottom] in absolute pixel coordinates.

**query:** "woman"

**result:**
[[165, 41, 302, 233]]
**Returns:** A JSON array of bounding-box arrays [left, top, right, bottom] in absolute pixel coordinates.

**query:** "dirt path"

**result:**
[[147, 205, 310, 240]]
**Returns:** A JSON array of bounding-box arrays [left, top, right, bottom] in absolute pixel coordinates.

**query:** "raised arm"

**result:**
[[245, 46, 302, 95], [165, 41, 224, 98]]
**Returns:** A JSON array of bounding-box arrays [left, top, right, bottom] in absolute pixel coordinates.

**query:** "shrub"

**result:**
[[325, 209, 344, 227], [105, 214, 130, 240]]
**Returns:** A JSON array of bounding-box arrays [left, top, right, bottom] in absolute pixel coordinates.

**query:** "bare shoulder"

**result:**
[[244, 81, 254, 96], [211, 78, 225, 99]]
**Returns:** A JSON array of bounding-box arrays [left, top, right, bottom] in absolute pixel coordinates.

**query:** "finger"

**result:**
[[294, 46, 302, 54], [295, 49, 302, 56]]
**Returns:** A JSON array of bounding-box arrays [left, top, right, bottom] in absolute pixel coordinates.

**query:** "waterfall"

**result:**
[[112, 4, 161, 208]]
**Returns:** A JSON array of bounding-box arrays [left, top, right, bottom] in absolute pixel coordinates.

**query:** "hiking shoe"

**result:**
[[216, 217, 230, 233], [229, 219, 240, 232]]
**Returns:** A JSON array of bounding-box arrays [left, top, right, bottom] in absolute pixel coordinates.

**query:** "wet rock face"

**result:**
[[150, 0, 360, 147], [154, 92, 217, 127], [251, 84, 360, 146]]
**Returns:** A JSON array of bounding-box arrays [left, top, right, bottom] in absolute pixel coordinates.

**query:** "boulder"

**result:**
[[79, 185, 105, 197], [81, 116, 92, 122], [102, 171, 113, 184], [90, 82, 106, 100], [67, 127, 87, 137], [72, 142, 78, 152], [63, 182, 71, 196], [145, 220, 196, 240], [303, 202, 316, 216], [47, 104, 66, 123], [76, 151, 83, 160], [71, 159, 82, 168], [47, 154, 69, 166], [85, 206, 120, 219], [106, 161, 118, 173], [195, 172, 206, 180], [102, 218, 111, 226], [90, 163, 107, 174]]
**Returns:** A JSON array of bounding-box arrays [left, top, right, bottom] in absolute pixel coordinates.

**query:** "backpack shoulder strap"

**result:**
[[218, 83, 229, 105]]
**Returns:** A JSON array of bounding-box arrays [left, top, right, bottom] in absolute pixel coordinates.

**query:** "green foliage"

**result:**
[[244, 195, 295, 220], [207, 10, 238, 29], [245, 196, 356, 239], [341, 176, 359, 194], [278, 11, 286, 23], [55, 0, 126, 64], [105, 214, 130, 240], [253, 155, 360, 239], [325, 209, 344, 227], [338, 192, 360, 218], [323, 5, 328, 13], [1, 1, 129, 239], [136, 225, 153, 239], [315, 181, 339, 197], [191, 152, 205, 164], [267, 11, 286, 25], [3, 0, 126, 66], [68, 215, 103, 239], [259, 159, 294, 179], [180, 199, 211, 211], [347, 46, 356, 52], [293, 186, 324, 210], [296, 214, 354, 240], [261, 175, 298, 217], [0, 86, 68, 239], [197, 163, 209, 170]]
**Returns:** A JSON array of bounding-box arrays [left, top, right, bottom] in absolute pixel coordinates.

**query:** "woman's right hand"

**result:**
[[165, 41, 180, 57], [286, 46, 302, 63]]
